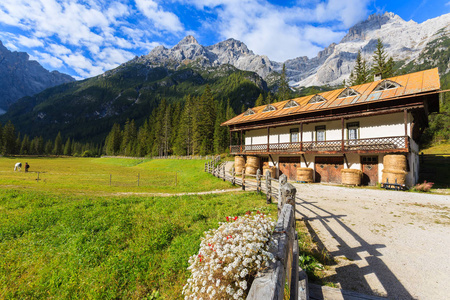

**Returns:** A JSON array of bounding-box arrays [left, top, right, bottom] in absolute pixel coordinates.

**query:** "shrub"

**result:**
[[413, 180, 434, 192], [182, 212, 276, 300]]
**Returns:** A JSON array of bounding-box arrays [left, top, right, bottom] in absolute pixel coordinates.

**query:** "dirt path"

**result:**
[[292, 184, 450, 300]]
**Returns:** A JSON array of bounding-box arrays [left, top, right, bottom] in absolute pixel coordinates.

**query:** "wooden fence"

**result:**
[[102, 155, 215, 160], [205, 158, 308, 300]]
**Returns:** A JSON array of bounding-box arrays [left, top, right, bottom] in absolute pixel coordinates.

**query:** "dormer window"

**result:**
[[243, 108, 255, 116], [373, 80, 401, 92], [283, 100, 299, 109], [338, 88, 359, 98], [262, 104, 276, 112], [308, 95, 327, 104]]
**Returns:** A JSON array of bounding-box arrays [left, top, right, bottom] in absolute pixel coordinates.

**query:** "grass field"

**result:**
[[0, 157, 277, 299], [0, 157, 232, 194]]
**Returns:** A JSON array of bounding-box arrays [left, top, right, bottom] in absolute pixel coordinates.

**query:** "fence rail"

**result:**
[[102, 155, 215, 160], [205, 158, 307, 300]]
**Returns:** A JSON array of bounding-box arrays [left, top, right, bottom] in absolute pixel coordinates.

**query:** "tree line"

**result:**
[[0, 121, 101, 157]]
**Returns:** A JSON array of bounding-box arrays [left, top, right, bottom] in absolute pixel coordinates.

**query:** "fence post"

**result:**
[[204, 162, 207, 172], [232, 167, 236, 185], [242, 169, 245, 191], [223, 164, 226, 181], [256, 169, 261, 193], [266, 170, 272, 204]]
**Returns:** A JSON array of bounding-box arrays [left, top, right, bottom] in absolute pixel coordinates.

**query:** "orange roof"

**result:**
[[222, 68, 440, 126]]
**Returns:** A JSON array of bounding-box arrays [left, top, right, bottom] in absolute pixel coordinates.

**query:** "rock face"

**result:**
[[0, 41, 74, 111], [136, 12, 450, 88], [290, 12, 450, 87]]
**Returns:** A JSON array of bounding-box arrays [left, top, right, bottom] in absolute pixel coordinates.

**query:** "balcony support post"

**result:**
[[229, 129, 232, 153], [300, 123, 303, 152], [404, 109, 408, 148], [341, 117, 345, 152], [240, 130, 243, 153], [267, 127, 270, 152]]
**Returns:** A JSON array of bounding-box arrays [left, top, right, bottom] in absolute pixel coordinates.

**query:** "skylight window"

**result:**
[[308, 95, 327, 104], [262, 104, 276, 112], [243, 108, 255, 116], [283, 100, 299, 109], [373, 80, 401, 92], [338, 88, 359, 98]]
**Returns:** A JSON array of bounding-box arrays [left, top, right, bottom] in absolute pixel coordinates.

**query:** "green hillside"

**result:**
[[1, 63, 266, 143]]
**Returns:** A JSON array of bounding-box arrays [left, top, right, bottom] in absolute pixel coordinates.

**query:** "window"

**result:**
[[315, 125, 326, 141], [283, 100, 299, 109], [262, 104, 276, 112], [243, 108, 255, 116], [338, 88, 359, 98], [308, 95, 327, 104], [347, 122, 359, 140], [290, 128, 299, 143], [373, 80, 401, 92]]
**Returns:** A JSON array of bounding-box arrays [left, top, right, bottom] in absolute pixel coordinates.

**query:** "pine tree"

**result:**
[[350, 50, 370, 85], [53, 132, 63, 155], [213, 101, 228, 154], [174, 95, 195, 155], [2, 121, 16, 155], [20, 135, 30, 155], [277, 63, 290, 101], [193, 86, 216, 155], [255, 93, 264, 107], [44, 140, 53, 155], [64, 138, 72, 156], [105, 123, 122, 155], [371, 39, 395, 79]]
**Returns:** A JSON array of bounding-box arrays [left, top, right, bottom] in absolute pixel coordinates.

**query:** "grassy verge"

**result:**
[[0, 189, 276, 299]]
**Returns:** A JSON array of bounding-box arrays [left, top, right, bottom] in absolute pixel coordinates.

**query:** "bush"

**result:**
[[413, 180, 434, 192], [82, 150, 93, 157], [182, 212, 276, 300]]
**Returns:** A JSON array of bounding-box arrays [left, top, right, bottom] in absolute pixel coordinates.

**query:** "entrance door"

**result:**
[[279, 157, 301, 181], [361, 156, 378, 186], [315, 157, 344, 183]]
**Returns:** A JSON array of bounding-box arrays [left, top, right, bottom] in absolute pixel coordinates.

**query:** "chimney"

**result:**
[[374, 73, 382, 81]]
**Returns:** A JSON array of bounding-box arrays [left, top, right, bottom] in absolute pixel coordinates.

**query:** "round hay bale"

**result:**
[[341, 169, 362, 186], [263, 166, 276, 178], [246, 156, 260, 168], [381, 169, 407, 185], [297, 168, 313, 183], [245, 165, 258, 175], [383, 154, 407, 171], [235, 156, 245, 174]]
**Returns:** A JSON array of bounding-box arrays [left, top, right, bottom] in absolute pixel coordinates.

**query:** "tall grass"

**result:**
[[0, 189, 276, 299]]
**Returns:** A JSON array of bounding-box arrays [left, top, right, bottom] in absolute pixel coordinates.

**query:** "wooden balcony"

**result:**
[[230, 136, 409, 155]]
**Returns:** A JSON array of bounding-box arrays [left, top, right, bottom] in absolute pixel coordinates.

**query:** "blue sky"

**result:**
[[0, 0, 448, 80]]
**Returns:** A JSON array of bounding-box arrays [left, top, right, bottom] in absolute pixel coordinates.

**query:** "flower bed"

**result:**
[[182, 212, 276, 300]]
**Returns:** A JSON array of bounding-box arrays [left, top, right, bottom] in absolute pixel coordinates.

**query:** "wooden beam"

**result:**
[[300, 123, 303, 152], [404, 109, 408, 151], [267, 127, 270, 152], [341, 117, 345, 152]]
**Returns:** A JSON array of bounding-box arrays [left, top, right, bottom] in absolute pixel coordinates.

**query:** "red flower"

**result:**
[[234, 216, 238, 221], [226, 216, 229, 222]]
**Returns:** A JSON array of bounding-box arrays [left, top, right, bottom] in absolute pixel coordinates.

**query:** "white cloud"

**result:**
[[135, 0, 184, 32], [183, 0, 369, 60], [16, 35, 44, 48], [33, 52, 64, 68]]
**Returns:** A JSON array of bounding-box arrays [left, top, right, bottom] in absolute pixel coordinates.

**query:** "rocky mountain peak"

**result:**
[[341, 12, 405, 43], [176, 35, 199, 46]]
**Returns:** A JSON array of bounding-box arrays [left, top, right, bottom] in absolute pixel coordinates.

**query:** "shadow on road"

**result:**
[[295, 196, 414, 299]]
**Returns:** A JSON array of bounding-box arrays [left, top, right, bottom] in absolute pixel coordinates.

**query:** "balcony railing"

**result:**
[[230, 136, 409, 154]]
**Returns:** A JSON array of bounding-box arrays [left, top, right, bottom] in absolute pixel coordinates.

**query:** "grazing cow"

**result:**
[[14, 162, 22, 171]]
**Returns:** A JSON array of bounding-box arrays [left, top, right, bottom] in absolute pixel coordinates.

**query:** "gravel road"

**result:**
[[292, 184, 450, 300]]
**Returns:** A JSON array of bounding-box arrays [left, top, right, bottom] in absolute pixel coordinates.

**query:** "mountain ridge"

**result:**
[[0, 41, 75, 112]]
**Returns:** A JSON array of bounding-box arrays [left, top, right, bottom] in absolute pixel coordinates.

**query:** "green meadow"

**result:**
[[0, 157, 277, 299], [0, 157, 232, 194]]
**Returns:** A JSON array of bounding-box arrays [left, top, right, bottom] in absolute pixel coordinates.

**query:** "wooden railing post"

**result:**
[[242, 169, 245, 191], [204, 162, 207, 172], [266, 170, 272, 204], [256, 169, 261, 193], [232, 167, 236, 185], [223, 164, 226, 181]]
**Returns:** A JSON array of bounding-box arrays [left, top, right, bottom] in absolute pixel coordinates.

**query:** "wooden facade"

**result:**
[[221, 68, 442, 187]]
